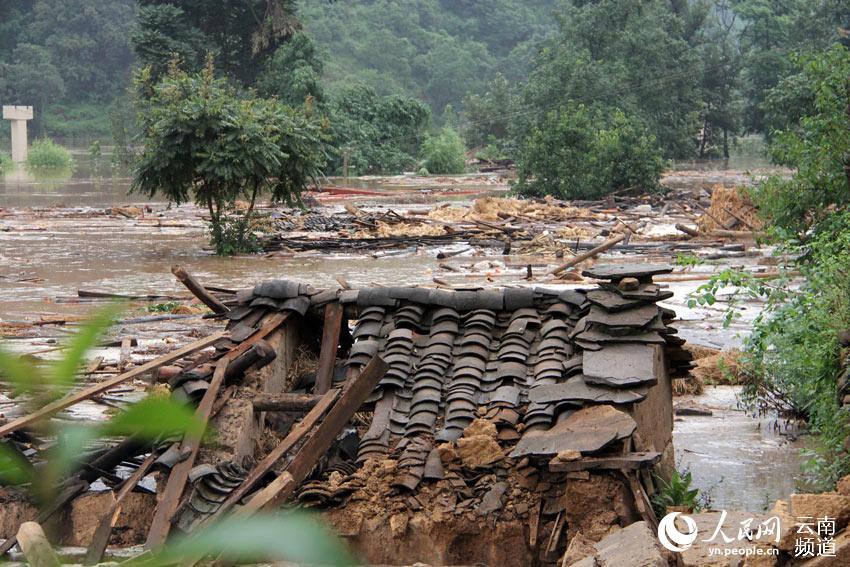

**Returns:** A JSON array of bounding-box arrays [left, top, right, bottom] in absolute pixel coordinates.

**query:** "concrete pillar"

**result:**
[[3, 106, 33, 163]]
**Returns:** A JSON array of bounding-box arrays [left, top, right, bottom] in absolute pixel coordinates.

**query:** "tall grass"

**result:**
[[26, 138, 74, 170]]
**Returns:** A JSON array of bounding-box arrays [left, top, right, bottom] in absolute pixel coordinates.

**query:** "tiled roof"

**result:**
[[215, 263, 692, 503]]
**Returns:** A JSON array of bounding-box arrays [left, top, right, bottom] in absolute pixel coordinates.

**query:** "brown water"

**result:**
[[674, 386, 811, 511]]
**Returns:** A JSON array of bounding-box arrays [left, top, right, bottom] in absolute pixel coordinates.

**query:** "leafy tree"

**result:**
[[132, 63, 328, 254], [256, 31, 325, 106], [327, 84, 430, 175], [299, 0, 558, 113], [420, 126, 466, 174], [0, 44, 65, 136], [697, 4, 743, 158], [461, 73, 516, 149], [731, 0, 848, 133], [752, 46, 850, 234], [518, 0, 708, 158], [132, 3, 208, 81], [25, 0, 136, 102], [515, 104, 666, 200], [134, 0, 299, 85]]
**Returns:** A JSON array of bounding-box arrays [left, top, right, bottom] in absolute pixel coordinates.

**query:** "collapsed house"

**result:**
[[0, 263, 692, 566]]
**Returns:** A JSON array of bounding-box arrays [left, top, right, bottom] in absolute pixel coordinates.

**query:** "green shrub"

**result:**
[[25, 138, 74, 170], [0, 153, 13, 173], [515, 104, 665, 200], [420, 127, 466, 174]]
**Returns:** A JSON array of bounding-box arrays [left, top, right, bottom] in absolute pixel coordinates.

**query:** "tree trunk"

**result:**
[[723, 127, 729, 159]]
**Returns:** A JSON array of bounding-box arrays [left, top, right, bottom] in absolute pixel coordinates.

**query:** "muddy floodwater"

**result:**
[[0, 151, 808, 512], [674, 386, 810, 512]]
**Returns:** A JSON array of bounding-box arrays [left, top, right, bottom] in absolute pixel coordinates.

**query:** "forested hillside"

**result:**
[[299, 0, 558, 113], [0, 0, 847, 177]]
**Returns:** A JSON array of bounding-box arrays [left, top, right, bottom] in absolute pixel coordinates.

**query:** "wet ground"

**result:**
[[0, 151, 808, 510]]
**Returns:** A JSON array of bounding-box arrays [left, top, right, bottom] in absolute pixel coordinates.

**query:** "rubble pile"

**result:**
[[0, 263, 699, 566]]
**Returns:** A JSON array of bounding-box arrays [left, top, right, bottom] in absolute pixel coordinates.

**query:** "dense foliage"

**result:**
[[133, 0, 299, 85], [326, 85, 430, 175], [300, 0, 558, 114], [691, 45, 850, 486], [751, 46, 850, 234], [0, 0, 136, 137], [420, 127, 466, 175], [132, 63, 328, 254], [515, 105, 666, 199]]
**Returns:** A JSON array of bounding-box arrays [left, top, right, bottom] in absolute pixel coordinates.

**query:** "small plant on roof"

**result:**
[[132, 57, 329, 255]]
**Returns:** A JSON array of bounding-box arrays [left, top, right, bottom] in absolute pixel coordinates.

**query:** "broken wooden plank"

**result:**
[[16, 522, 59, 567], [675, 223, 699, 237], [0, 332, 227, 438], [548, 451, 661, 473], [171, 265, 229, 315], [252, 393, 324, 412], [624, 471, 658, 528], [145, 359, 229, 549], [145, 313, 290, 549], [239, 355, 388, 514], [314, 302, 344, 395], [84, 451, 158, 565], [119, 338, 132, 373]]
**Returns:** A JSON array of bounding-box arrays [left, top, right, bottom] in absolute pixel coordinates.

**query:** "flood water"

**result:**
[[674, 386, 811, 512], [0, 151, 807, 512]]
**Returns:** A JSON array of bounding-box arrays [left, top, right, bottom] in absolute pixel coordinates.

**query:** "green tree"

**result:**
[[518, 0, 707, 158], [731, 0, 848, 133], [132, 63, 328, 254], [461, 73, 516, 149], [515, 104, 666, 200], [327, 84, 430, 175], [752, 45, 850, 234], [256, 31, 325, 106], [25, 0, 136, 102], [0, 44, 65, 136], [420, 126, 466, 174], [134, 0, 299, 85], [299, 0, 558, 114], [697, 4, 743, 158]]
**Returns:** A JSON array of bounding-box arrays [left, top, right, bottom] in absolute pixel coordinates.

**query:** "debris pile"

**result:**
[[0, 263, 697, 566]]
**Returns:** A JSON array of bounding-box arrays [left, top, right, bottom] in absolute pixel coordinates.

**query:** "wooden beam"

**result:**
[[201, 389, 339, 527], [550, 233, 627, 275], [0, 332, 227, 438], [239, 355, 387, 515], [548, 451, 661, 473], [145, 312, 290, 549], [314, 303, 344, 394], [145, 359, 228, 549], [171, 265, 229, 315], [252, 393, 324, 412]]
